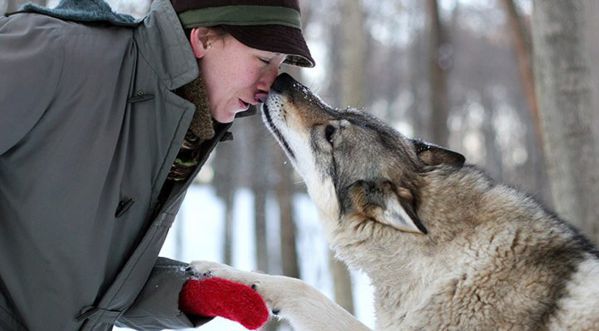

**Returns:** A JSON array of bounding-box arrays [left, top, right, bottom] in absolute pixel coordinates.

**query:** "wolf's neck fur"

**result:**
[[325, 165, 589, 329], [328, 166, 495, 281]]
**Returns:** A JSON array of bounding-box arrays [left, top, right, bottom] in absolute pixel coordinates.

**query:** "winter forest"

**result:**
[[2, 0, 599, 330]]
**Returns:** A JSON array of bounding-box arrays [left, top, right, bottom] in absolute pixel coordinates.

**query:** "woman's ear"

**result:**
[[190, 27, 211, 59]]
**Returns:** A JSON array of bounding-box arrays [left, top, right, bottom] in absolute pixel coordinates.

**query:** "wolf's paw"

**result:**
[[190, 260, 231, 278], [189, 261, 285, 316], [189, 261, 259, 285]]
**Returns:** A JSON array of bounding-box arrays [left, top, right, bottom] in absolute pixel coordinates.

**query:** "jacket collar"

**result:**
[[175, 74, 215, 141], [134, 0, 198, 90]]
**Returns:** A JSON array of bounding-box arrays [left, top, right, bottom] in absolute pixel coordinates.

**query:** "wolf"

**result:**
[[192, 73, 599, 331]]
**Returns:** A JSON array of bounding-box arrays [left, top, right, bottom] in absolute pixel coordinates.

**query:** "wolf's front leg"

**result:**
[[190, 261, 371, 331]]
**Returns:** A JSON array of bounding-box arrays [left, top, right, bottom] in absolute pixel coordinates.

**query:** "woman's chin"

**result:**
[[212, 110, 238, 123]]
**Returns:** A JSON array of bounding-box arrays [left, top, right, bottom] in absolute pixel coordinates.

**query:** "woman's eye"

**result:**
[[259, 57, 270, 65], [324, 125, 336, 144]]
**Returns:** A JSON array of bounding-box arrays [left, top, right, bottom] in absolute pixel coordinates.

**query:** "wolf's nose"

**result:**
[[271, 73, 297, 93]]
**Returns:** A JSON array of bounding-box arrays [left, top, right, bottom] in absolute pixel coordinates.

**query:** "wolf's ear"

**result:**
[[346, 179, 427, 234], [412, 139, 465, 168]]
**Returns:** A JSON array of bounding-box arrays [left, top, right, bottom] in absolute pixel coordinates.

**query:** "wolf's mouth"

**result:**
[[262, 103, 295, 160]]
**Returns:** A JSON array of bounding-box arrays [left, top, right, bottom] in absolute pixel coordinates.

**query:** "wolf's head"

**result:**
[[262, 74, 465, 240], [263, 74, 599, 329]]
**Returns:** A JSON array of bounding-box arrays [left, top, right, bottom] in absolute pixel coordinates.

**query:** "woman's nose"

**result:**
[[257, 64, 280, 92]]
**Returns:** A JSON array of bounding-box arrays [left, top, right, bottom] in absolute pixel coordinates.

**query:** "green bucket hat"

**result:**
[[172, 0, 315, 67]]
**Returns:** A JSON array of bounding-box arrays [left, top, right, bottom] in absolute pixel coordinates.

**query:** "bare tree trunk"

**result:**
[[275, 150, 299, 278], [5, 0, 18, 13], [253, 187, 268, 270], [222, 190, 234, 265], [408, 27, 429, 138], [583, 1, 599, 163], [500, 0, 542, 145], [340, 0, 366, 109], [1, 0, 8, 15], [479, 91, 503, 181], [327, 16, 344, 106], [213, 142, 237, 265], [500, 0, 551, 203], [532, 0, 599, 244], [426, 0, 451, 147], [250, 120, 271, 273]]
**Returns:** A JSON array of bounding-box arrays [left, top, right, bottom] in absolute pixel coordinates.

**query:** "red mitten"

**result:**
[[179, 277, 269, 330]]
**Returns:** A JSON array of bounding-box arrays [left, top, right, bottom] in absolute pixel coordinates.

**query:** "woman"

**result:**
[[0, 0, 314, 329]]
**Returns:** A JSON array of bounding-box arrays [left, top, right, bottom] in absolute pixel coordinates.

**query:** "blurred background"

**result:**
[[2, 0, 599, 330]]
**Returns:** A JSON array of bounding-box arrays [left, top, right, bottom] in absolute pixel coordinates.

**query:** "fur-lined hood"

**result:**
[[15, 0, 139, 26]]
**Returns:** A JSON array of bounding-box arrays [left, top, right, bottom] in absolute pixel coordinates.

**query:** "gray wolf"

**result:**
[[192, 74, 599, 330]]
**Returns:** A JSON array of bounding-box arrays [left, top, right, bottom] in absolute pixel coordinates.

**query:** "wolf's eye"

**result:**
[[325, 125, 336, 144]]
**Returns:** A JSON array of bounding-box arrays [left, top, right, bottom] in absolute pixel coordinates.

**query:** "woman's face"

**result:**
[[191, 28, 286, 123]]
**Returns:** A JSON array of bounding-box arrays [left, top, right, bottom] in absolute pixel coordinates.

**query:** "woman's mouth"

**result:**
[[238, 99, 250, 111]]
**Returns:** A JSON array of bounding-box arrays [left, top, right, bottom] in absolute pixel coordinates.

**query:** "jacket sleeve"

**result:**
[[116, 257, 212, 330], [0, 15, 64, 155]]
